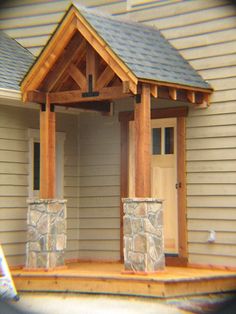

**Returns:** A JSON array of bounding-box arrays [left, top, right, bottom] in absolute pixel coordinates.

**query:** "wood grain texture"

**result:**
[[134, 84, 151, 197]]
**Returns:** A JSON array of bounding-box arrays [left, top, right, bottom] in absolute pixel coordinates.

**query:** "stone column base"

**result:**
[[123, 198, 165, 273], [26, 199, 67, 270]]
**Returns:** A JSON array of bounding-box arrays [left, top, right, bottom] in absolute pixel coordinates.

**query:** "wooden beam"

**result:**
[[139, 78, 213, 94], [25, 90, 46, 103], [22, 12, 77, 93], [86, 43, 98, 88], [68, 63, 87, 90], [134, 84, 151, 197], [49, 86, 131, 104], [169, 87, 177, 100], [57, 101, 111, 113], [120, 119, 129, 261], [151, 85, 158, 98], [119, 106, 188, 122], [96, 65, 115, 90], [40, 95, 56, 199], [187, 90, 195, 103], [42, 35, 86, 91], [177, 117, 187, 260]]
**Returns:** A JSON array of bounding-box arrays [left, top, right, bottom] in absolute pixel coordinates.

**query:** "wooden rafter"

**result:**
[[96, 65, 115, 90], [68, 63, 87, 90], [49, 86, 131, 104], [41, 36, 86, 91]]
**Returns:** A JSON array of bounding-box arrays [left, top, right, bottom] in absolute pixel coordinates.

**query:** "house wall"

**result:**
[[0, 103, 79, 265], [77, 110, 122, 260], [124, 0, 236, 267], [0, 0, 127, 56], [0, 0, 236, 267]]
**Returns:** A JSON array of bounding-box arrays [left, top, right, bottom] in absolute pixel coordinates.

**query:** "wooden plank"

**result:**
[[169, 87, 177, 100], [96, 66, 115, 90], [189, 243, 236, 257], [134, 84, 151, 197], [68, 63, 87, 90], [119, 106, 188, 122], [21, 10, 77, 93], [79, 207, 119, 218], [120, 119, 129, 261], [177, 117, 187, 259], [49, 86, 131, 104], [150, 85, 158, 98]]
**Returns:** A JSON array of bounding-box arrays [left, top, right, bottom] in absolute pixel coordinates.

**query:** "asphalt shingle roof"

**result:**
[[0, 31, 34, 91], [79, 6, 211, 90]]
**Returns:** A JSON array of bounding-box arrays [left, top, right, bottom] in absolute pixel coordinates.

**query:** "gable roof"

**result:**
[[21, 3, 212, 99], [80, 6, 211, 90], [0, 31, 34, 91]]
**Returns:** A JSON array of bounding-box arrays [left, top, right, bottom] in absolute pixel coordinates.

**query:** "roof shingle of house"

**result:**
[[79, 5, 211, 90], [0, 31, 34, 91]]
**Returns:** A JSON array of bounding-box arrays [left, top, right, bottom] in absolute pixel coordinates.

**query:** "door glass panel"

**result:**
[[165, 127, 174, 154], [152, 128, 161, 155]]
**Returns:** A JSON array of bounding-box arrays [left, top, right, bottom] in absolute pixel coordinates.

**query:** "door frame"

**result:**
[[119, 106, 188, 266]]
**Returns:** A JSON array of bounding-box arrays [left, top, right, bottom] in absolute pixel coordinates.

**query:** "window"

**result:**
[[152, 126, 174, 155], [152, 128, 161, 155]]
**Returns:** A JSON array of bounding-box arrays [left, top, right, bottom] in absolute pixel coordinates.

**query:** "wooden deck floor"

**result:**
[[12, 262, 236, 298]]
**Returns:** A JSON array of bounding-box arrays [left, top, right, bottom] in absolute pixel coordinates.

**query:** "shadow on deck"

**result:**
[[12, 262, 236, 298]]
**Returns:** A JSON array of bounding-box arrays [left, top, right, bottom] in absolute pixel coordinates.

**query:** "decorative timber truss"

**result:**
[[21, 4, 213, 200]]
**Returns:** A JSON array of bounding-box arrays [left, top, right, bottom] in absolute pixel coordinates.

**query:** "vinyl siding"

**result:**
[[0, 0, 126, 56], [0, 104, 79, 265], [78, 111, 121, 260]]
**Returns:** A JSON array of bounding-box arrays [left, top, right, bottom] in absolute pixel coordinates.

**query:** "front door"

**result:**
[[129, 118, 178, 254]]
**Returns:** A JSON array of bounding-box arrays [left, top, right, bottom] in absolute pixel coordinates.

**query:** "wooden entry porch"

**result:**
[[12, 262, 236, 298]]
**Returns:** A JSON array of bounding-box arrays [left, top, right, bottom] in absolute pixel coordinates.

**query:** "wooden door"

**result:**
[[129, 118, 178, 254]]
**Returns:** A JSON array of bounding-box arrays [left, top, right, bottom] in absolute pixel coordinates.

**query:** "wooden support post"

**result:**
[[134, 84, 151, 197], [40, 94, 56, 199]]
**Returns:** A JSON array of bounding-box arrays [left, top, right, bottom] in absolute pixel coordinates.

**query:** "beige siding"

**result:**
[[0, 0, 126, 56], [0, 104, 79, 265], [78, 112, 121, 261]]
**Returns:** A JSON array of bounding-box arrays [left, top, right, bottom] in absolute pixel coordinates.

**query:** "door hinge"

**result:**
[[175, 182, 182, 189]]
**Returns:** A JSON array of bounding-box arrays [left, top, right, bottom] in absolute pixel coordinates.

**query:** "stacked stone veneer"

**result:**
[[123, 198, 165, 273], [26, 199, 67, 269]]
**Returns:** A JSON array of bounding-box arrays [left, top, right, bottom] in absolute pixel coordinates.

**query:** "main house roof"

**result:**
[[0, 31, 34, 91]]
